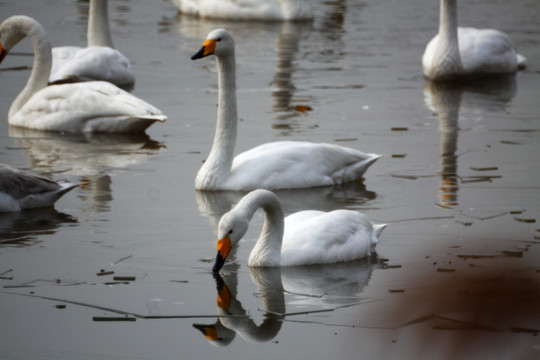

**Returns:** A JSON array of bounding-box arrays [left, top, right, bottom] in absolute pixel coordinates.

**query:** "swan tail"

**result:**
[[516, 53, 527, 70], [56, 180, 79, 198], [43, 180, 78, 205], [135, 114, 168, 123], [18, 180, 78, 209], [372, 223, 388, 240], [332, 153, 381, 183]]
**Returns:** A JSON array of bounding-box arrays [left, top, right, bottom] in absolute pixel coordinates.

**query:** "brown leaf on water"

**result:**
[[295, 105, 312, 113]]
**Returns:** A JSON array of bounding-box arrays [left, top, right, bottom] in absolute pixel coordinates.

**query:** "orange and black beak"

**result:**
[[191, 39, 217, 60], [192, 324, 219, 341], [0, 43, 7, 63], [212, 234, 231, 273]]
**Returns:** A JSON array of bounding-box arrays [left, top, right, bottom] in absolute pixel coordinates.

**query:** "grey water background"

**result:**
[[1, 0, 539, 359]]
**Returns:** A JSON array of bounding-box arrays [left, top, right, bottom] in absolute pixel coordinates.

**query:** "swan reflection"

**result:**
[[193, 268, 284, 346], [9, 127, 164, 212], [196, 182, 376, 228], [195, 258, 382, 345], [0, 208, 77, 247], [423, 77, 516, 206]]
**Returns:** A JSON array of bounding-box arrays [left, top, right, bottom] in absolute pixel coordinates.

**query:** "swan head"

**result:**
[[213, 209, 249, 272], [0, 15, 35, 62], [191, 28, 234, 60]]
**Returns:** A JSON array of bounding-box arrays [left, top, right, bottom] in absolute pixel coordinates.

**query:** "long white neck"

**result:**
[[87, 0, 114, 47], [236, 190, 284, 267], [9, 17, 52, 120], [437, 0, 462, 69], [196, 51, 238, 189]]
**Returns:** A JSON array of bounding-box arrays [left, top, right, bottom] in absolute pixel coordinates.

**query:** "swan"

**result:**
[[0, 163, 78, 212], [0, 15, 166, 133], [170, 0, 312, 21], [49, 0, 134, 88], [212, 189, 387, 271], [191, 29, 380, 191], [422, 0, 526, 81]]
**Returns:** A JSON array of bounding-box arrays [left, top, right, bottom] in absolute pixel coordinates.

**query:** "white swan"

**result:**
[[0, 163, 78, 212], [212, 189, 387, 271], [0, 15, 166, 133], [49, 0, 134, 88], [422, 0, 526, 80], [171, 0, 312, 21], [191, 29, 380, 191]]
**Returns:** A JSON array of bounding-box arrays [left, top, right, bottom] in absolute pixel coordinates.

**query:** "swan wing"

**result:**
[[10, 81, 166, 133], [228, 141, 380, 190], [50, 46, 134, 88], [281, 210, 376, 266], [458, 27, 521, 74]]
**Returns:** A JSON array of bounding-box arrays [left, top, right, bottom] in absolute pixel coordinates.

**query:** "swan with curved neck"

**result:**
[[212, 189, 387, 271], [191, 29, 380, 191], [49, 0, 134, 88], [422, 0, 526, 80], [0, 163, 78, 212], [0, 15, 165, 133], [171, 0, 313, 21]]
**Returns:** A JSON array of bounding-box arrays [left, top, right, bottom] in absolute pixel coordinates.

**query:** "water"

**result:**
[[1, 0, 539, 359]]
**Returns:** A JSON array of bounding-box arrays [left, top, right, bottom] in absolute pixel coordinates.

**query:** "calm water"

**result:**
[[1, 0, 539, 359]]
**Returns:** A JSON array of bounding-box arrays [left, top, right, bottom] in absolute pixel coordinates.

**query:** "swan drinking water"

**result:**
[[0, 15, 166, 133], [422, 0, 526, 80], [191, 29, 380, 191], [0, 163, 78, 212], [49, 0, 135, 88], [212, 189, 387, 271]]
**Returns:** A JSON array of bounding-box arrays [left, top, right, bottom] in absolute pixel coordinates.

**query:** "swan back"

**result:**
[[280, 210, 386, 266], [171, 0, 313, 21]]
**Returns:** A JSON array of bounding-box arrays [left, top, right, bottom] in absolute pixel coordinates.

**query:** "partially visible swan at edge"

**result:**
[[422, 0, 526, 81], [0, 163, 78, 212], [50, 0, 135, 88], [0, 15, 166, 133], [191, 29, 380, 191], [212, 189, 387, 271], [171, 0, 312, 21]]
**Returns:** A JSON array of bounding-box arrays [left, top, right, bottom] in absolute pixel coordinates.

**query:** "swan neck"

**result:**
[[87, 0, 114, 47], [198, 53, 238, 185], [439, 0, 459, 51], [9, 19, 52, 120], [244, 191, 285, 267]]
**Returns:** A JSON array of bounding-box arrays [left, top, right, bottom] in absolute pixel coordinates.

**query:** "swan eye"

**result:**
[[228, 229, 233, 235], [217, 38, 222, 42]]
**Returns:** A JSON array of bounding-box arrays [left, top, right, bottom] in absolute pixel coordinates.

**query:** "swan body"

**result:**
[[212, 189, 387, 270], [0, 15, 166, 133], [171, 0, 312, 21], [0, 163, 78, 212], [422, 0, 526, 80], [192, 29, 380, 191], [49, 0, 134, 88]]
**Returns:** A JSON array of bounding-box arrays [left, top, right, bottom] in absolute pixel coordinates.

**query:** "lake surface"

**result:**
[[1, 0, 539, 359]]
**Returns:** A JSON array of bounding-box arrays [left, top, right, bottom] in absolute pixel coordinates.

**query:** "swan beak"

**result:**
[[193, 324, 219, 341], [191, 39, 217, 60], [212, 235, 231, 272], [216, 283, 232, 312], [0, 43, 7, 63]]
